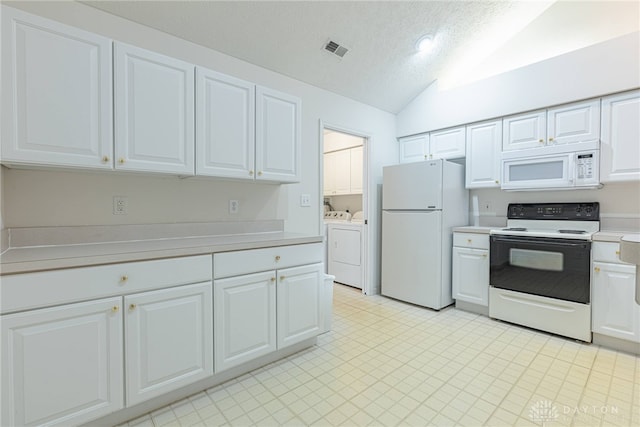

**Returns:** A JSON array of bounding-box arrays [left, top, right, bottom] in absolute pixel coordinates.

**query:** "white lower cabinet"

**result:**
[[592, 260, 639, 343], [452, 232, 490, 309], [277, 263, 323, 348], [214, 271, 277, 372], [125, 282, 213, 406], [1, 297, 124, 427], [213, 244, 324, 372]]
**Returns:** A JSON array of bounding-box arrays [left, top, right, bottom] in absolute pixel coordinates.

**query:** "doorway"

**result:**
[[321, 124, 370, 295]]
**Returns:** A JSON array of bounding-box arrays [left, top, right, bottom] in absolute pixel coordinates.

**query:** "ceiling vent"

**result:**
[[324, 40, 349, 58]]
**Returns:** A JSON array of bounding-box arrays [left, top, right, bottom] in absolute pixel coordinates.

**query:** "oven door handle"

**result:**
[[491, 235, 590, 248]]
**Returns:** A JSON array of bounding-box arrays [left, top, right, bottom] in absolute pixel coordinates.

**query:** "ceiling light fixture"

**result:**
[[415, 35, 434, 53]]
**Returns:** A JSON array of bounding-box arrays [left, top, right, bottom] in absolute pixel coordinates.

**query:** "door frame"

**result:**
[[319, 121, 372, 295]]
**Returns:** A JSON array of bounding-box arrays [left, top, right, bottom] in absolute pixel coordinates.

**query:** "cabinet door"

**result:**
[[465, 120, 502, 188], [592, 262, 639, 343], [1, 298, 123, 427], [323, 152, 336, 196], [196, 68, 255, 179], [502, 110, 546, 151], [277, 263, 323, 348], [600, 90, 640, 182], [350, 145, 364, 194], [547, 99, 600, 146], [1, 7, 113, 170], [214, 271, 276, 372], [114, 43, 195, 175], [255, 86, 301, 182], [333, 149, 352, 195], [125, 283, 213, 406], [399, 134, 428, 163], [452, 247, 489, 306], [430, 127, 466, 159]]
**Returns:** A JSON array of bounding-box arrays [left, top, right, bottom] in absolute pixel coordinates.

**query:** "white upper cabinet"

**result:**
[[399, 134, 429, 163], [255, 86, 301, 183], [196, 68, 255, 179], [547, 99, 600, 145], [399, 128, 465, 163], [429, 126, 466, 159], [1, 7, 113, 170], [465, 120, 502, 188], [503, 99, 600, 152], [600, 90, 640, 182], [114, 43, 195, 175], [324, 149, 351, 196], [502, 110, 546, 151], [324, 147, 363, 196], [350, 145, 364, 194]]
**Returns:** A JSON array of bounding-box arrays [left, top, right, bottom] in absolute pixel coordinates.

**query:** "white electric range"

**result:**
[[489, 202, 600, 342]]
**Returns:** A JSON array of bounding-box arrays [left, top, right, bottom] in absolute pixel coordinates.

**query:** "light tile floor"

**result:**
[[121, 283, 640, 427]]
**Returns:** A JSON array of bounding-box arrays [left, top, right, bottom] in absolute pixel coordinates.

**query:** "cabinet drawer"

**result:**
[[214, 243, 323, 278], [1, 255, 212, 314], [592, 242, 628, 264], [453, 233, 489, 250]]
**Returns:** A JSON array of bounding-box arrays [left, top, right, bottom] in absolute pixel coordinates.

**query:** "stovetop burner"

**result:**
[[491, 202, 600, 241]]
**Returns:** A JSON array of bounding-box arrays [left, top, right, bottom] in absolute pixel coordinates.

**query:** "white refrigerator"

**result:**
[[381, 159, 468, 309]]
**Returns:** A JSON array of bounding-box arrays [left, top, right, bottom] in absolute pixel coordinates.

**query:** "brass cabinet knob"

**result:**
[[275, 255, 281, 262], [258, 171, 263, 176], [111, 306, 119, 313], [548, 137, 554, 142], [249, 170, 254, 176], [129, 303, 136, 310], [429, 154, 433, 159], [102, 156, 110, 163], [495, 180, 499, 184], [424, 155, 428, 159], [118, 158, 125, 164], [615, 250, 620, 255], [270, 277, 276, 282], [467, 239, 472, 243], [538, 139, 544, 143], [280, 276, 285, 281], [483, 254, 488, 258], [594, 267, 600, 273], [120, 275, 128, 283]]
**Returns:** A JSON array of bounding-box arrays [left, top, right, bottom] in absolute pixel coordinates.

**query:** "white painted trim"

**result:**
[[319, 121, 373, 295]]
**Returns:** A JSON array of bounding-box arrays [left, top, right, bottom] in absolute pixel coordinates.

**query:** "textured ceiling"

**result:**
[[83, 1, 639, 113]]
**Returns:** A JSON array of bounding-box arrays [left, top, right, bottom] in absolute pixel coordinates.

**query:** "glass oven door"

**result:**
[[490, 235, 591, 303]]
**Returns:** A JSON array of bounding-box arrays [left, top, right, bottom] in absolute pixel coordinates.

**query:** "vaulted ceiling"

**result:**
[[83, 1, 640, 113]]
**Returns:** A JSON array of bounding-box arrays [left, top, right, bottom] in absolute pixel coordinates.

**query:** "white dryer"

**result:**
[[323, 211, 351, 274], [328, 211, 363, 289]]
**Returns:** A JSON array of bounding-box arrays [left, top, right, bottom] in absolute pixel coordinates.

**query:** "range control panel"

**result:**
[[507, 202, 600, 221]]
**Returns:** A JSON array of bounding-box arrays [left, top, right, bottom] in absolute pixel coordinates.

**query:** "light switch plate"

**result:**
[[300, 194, 311, 207]]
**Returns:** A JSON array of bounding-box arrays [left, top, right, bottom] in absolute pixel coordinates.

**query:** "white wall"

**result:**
[[0, 1, 397, 232], [472, 182, 640, 231], [0, 2, 398, 292], [397, 32, 640, 137]]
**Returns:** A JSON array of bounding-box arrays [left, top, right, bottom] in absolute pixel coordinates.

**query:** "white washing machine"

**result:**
[[328, 211, 363, 289], [323, 211, 351, 274]]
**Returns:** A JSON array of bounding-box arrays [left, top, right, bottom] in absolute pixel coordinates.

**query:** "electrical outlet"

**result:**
[[113, 196, 128, 215], [300, 194, 311, 207], [229, 199, 239, 214]]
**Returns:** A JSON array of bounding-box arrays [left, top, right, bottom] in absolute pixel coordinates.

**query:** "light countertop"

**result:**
[[452, 226, 494, 234], [0, 222, 322, 275]]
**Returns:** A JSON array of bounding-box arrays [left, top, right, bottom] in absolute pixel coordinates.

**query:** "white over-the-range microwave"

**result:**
[[501, 149, 601, 191]]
